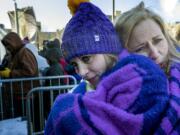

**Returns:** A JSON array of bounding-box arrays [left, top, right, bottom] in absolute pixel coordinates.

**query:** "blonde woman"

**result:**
[[115, 2, 180, 75]]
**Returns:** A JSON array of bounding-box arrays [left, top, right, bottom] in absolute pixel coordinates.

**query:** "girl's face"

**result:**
[[127, 19, 169, 66], [70, 54, 109, 87]]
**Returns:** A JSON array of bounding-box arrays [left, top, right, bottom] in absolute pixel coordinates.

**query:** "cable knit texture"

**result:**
[[61, 2, 122, 62]]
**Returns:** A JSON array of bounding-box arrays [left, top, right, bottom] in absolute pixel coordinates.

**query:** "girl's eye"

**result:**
[[70, 62, 78, 69], [81, 55, 91, 63]]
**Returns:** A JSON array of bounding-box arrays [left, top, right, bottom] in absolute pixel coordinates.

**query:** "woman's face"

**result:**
[[70, 54, 109, 87], [127, 19, 169, 66]]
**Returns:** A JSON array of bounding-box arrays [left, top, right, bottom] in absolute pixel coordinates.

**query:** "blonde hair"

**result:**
[[115, 2, 180, 63], [103, 54, 118, 70]]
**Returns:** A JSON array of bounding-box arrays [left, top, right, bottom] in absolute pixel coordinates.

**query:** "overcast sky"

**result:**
[[0, 0, 180, 32]]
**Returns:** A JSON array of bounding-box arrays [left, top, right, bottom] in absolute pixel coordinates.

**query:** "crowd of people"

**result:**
[[0, 33, 81, 83], [0, 32, 80, 121], [0, 0, 180, 134]]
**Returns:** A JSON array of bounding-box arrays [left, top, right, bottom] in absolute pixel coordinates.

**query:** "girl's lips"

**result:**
[[88, 77, 95, 83], [88, 76, 98, 84]]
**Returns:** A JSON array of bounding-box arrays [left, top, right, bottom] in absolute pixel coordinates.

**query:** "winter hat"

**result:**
[[1, 32, 23, 53], [45, 48, 62, 64], [61, 0, 122, 62], [46, 38, 61, 49]]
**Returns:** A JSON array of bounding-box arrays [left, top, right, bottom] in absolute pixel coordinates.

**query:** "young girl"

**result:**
[[115, 2, 180, 75], [45, 1, 180, 135]]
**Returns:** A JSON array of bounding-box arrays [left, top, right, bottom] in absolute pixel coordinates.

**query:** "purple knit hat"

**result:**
[[61, 2, 122, 62]]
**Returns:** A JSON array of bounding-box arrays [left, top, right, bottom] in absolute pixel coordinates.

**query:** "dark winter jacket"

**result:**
[[1, 32, 39, 94], [44, 48, 64, 86]]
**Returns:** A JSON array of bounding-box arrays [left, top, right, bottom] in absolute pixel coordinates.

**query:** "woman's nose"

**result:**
[[148, 42, 158, 60]]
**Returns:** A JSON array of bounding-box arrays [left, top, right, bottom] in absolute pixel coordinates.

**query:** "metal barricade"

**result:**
[[26, 85, 76, 135], [0, 75, 77, 121]]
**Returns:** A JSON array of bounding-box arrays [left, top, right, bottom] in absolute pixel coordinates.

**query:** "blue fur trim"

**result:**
[[72, 81, 87, 95]]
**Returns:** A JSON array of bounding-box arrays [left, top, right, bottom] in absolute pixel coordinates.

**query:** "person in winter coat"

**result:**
[[0, 32, 39, 118], [44, 1, 180, 135], [43, 48, 64, 86], [115, 5, 180, 134], [42, 47, 65, 119], [0, 32, 39, 78]]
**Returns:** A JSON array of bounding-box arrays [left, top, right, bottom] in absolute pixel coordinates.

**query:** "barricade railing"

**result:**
[[26, 85, 76, 135], [0, 75, 77, 121]]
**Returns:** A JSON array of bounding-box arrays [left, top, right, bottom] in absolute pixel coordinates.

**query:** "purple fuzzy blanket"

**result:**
[[45, 53, 180, 135]]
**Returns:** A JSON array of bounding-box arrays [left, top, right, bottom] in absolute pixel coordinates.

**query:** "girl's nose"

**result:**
[[78, 63, 89, 79]]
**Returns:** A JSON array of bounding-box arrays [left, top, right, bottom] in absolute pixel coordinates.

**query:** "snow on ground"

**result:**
[[0, 117, 27, 135]]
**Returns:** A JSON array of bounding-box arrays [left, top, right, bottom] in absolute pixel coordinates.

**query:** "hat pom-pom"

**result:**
[[68, 0, 90, 15]]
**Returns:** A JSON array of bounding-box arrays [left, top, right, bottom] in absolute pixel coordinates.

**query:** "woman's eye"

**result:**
[[135, 46, 145, 53], [153, 38, 162, 45], [81, 55, 91, 63]]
